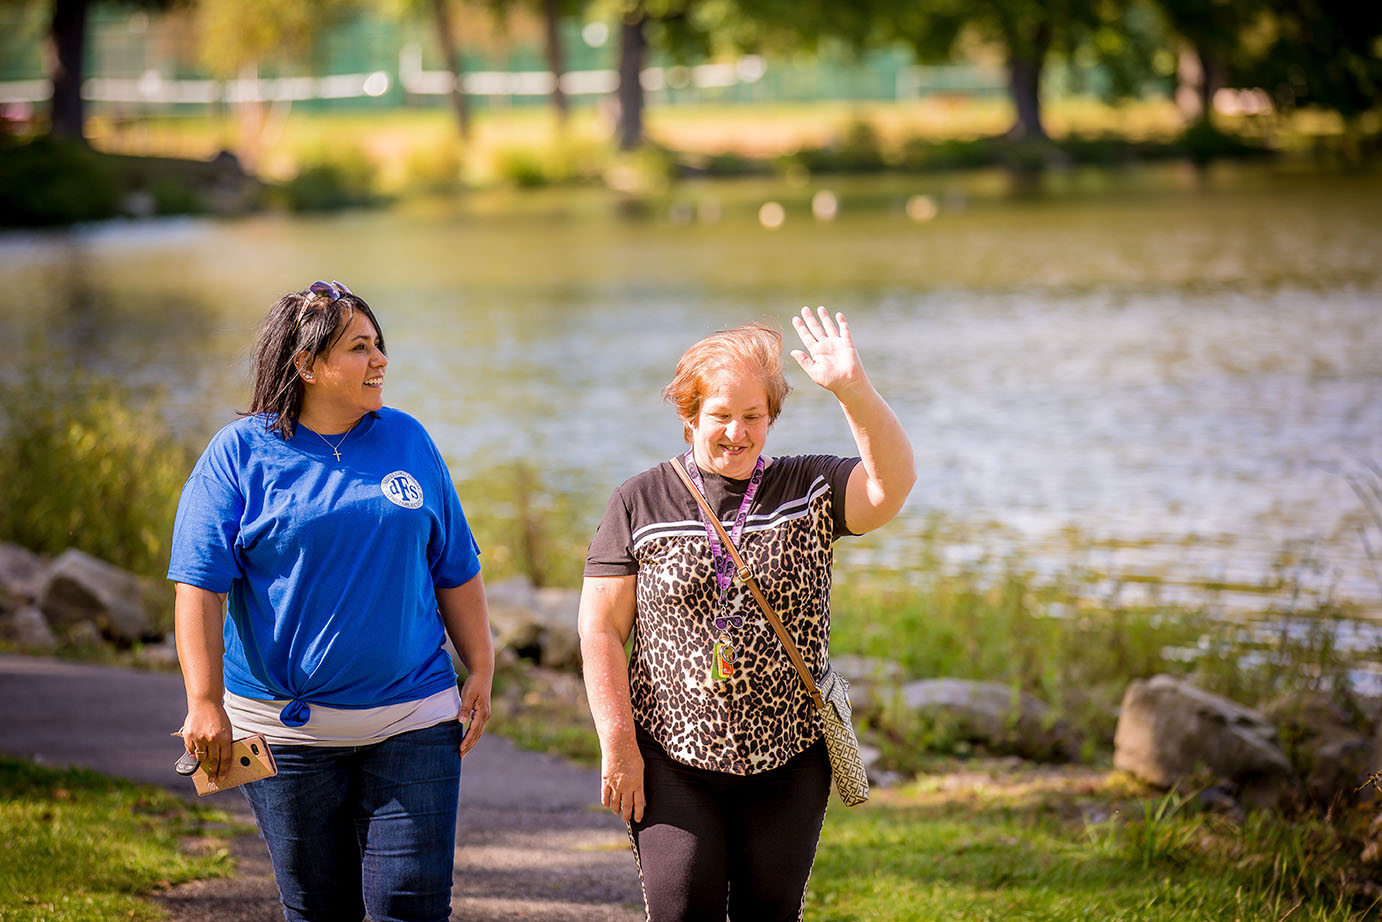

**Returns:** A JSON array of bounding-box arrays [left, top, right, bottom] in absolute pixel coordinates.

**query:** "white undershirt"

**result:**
[[224, 686, 462, 747]]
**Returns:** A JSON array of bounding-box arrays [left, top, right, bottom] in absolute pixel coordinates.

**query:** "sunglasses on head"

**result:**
[[294, 280, 355, 331], [306, 279, 353, 300]]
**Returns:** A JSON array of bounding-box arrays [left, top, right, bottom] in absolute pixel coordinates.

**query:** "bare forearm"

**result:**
[[174, 583, 232, 778], [173, 583, 226, 708], [437, 574, 495, 682], [577, 575, 639, 751], [581, 630, 638, 750], [838, 380, 916, 524]]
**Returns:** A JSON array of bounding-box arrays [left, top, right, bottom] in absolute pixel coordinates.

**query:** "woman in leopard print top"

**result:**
[[579, 308, 915, 922]]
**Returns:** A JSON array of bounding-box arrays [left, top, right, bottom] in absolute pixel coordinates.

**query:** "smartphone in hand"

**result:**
[[173, 735, 277, 795]]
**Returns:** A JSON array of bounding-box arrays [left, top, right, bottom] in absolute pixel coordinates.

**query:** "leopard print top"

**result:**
[[585, 454, 859, 775]]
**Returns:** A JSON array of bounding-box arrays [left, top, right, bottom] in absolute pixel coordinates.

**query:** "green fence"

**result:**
[[0, 5, 1011, 116]]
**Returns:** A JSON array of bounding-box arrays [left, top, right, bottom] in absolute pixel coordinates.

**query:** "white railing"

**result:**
[[0, 45, 769, 105]]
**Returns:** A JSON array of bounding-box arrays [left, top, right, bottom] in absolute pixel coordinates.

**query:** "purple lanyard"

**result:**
[[683, 449, 765, 598]]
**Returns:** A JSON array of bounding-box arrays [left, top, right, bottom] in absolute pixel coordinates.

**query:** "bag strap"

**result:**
[[671, 457, 825, 709]]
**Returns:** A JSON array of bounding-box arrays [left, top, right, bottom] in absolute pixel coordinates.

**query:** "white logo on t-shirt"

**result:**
[[381, 471, 424, 509]]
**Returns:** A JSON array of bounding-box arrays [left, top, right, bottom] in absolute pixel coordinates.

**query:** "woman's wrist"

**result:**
[[827, 373, 874, 402]]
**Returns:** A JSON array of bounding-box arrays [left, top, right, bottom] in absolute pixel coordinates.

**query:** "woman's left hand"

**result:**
[[790, 306, 867, 395], [458, 673, 492, 757]]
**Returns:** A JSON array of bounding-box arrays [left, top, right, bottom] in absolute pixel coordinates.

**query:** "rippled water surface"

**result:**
[[3, 163, 1380, 614]]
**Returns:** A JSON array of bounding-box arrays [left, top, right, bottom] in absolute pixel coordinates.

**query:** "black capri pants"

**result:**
[[630, 726, 832, 922]]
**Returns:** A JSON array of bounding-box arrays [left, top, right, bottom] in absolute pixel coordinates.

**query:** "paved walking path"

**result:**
[[0, 654, 644, 922]]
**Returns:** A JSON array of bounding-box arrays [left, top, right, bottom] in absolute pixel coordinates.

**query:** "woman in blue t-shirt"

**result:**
[[168, 280, 494, 922]]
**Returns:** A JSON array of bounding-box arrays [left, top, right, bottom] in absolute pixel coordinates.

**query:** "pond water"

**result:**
[[3, 162, 1380, 623]]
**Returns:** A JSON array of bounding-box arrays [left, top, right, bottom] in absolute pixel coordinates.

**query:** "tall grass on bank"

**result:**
[[830, 542, 1378, 769], [807, 768, 1381, 922], [0, 756, 234, 922], [0, 365, 194, 602], [2, 364, 1373, 759], [453, 461, 600, 589]]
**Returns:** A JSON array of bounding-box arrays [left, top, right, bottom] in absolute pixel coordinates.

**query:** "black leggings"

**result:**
[[630, 728, 831, 922]]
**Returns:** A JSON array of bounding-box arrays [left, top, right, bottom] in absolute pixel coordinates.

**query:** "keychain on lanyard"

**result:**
[[683, 449, 765, 682]]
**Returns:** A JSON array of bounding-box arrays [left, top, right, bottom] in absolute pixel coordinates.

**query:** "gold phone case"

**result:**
[[192, 734, 277, 795]]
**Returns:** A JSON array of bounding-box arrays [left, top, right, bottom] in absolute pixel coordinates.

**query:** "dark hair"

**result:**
[[246, 287, 386, 439], [661, 324, 791, 443]]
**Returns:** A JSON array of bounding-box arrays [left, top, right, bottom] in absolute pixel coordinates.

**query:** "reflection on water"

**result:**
[[2, 163, 1380, 615]]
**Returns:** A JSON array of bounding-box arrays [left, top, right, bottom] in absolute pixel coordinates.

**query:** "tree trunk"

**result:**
[[1196, 44, 1224, 123], [429, 0, 470, 141], [1004, 22, 1051, 142], [543, 0, 568, 129], [49, 0, 89, 142], [616, 11, 645, 151]]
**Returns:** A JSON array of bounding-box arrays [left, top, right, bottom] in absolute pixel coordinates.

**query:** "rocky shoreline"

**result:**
[[3, 540, 1380, 836]]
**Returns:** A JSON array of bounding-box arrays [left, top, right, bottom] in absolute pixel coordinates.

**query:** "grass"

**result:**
[[2, 361, 1372, 753], [0, 368, 1377, 917], [806, 764, 1381, 921], [825, 543, 1379, 771], [0, 361, 193, 637], [5, 96, 1369, 224], [71, 97, 1376, 202], [488, 661, 603, 768], [454, 461, 597, 590], [0, 756, 236, 922]]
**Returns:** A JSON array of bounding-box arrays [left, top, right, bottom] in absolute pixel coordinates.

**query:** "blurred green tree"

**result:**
[[484, 0, 589, 129], [195, 0, 360, 79], [1152, 0, 1252, 123], [4, 0, 178, 142], [594, 0, 699, 150], [680, 0, 1167, 144], [880, 0, 1167, 142], [1153, 0, 1381, 149], [194, 0, 360, 166], [381, 0, 584, 140], [1231, 1, 1382, 124]]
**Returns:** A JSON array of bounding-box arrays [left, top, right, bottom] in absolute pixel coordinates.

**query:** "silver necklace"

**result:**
[[310, 420, 357, 462]]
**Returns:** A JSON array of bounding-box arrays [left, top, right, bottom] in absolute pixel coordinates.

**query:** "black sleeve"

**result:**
[[794, 453, 862, 539], [584, 485, 638, 577]]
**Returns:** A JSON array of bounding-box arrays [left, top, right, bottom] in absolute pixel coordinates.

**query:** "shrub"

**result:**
[[402, 142, 465, 195], [0, 363, 196, 591], [789, 120, 889, 174], [494, 147, 549, 188], [0, 137, 122, 226], [1178, 118, 1272, 166], [277, 148, 379, 212]]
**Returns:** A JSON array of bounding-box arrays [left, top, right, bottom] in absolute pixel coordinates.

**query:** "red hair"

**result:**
[[661, 324, 791, 442]]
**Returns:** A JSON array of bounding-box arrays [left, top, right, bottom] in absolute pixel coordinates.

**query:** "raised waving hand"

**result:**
[[790, 305, 867, 395], [789, 304, 916, 535]]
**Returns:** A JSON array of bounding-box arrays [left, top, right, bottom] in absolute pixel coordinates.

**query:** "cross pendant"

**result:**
[[332, 449, 341, 462]]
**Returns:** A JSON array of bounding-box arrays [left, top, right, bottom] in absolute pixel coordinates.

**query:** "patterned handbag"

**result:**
[[672, 458, 870, 806], [816, 667, 870, 805]]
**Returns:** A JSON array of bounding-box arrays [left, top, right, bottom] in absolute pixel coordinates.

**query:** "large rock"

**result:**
[[827, 654, 907, 714], [1305, 736, 1376, 806], [1114, 674, 1296, 809], [37, 548, 156, 645], [0, 543, 47, 601], [1364, 812, 1382, 866], [484, 578, 581, 670], [1376, 720, 1382, 777], [898, 678, 1080, 761], [0, 602, 58, 650], [1263, 692, 1376, 806]]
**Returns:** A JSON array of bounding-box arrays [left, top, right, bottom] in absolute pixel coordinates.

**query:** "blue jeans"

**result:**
[[241, 721, 463, 922]]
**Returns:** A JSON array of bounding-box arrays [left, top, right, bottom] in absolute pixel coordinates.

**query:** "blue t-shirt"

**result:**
[[168, 408, 481, 725]]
